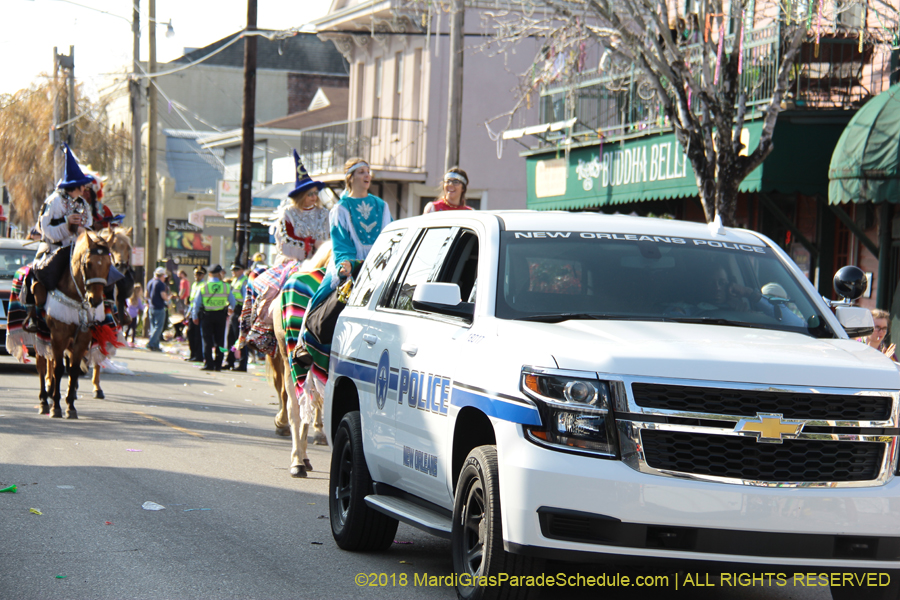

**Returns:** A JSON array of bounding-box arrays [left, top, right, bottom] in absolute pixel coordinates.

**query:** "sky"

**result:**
[[2, 0, 334, 98]]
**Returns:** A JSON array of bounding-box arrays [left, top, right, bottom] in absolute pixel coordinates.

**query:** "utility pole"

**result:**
[[145, 0, 159, 273], [53, 47, 75, 177], [236, 0, 258, 268], [444, 0, 464, 172], [131, 0, 143, 254], [66, 45, 75, 146], [52, 48, 60, 181]]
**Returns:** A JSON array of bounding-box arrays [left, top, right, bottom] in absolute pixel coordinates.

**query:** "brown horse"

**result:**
[[40, 231, 112, 419], [90, 227, 133, 399]]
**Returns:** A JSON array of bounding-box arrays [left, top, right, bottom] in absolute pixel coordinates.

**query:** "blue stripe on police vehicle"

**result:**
[[334, 354, 541, 425], [450, 384, 542, 426]]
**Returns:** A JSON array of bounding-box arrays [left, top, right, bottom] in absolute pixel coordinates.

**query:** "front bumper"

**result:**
[[496, 423, 900, 569]]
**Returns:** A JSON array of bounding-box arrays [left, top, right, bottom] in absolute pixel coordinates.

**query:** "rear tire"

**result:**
[[452, 446, 539, 600], [329, 411, 398, 551]]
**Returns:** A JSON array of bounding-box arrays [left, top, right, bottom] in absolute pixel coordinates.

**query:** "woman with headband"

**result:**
[[423, 167, 473, 213], [328, 157, 392, 280], [296, 158, 392, 396]]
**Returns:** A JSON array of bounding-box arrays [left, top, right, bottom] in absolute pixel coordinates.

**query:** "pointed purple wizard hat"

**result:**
[[287, 150, 325, 198], [57, 143, 94, 190]]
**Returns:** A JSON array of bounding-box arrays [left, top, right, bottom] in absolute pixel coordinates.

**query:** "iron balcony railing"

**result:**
[[791, 36, 890, 108], [297, 116, 425, 176], [537, 21, 887, 148]]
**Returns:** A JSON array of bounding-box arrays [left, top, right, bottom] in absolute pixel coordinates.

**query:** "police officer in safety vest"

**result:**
[[224, 262, 249, 371], [191, 264, 235, 371], [185, 265, 207, 363]]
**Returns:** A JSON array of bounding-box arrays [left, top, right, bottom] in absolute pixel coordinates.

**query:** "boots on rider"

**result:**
[[23, 281, 47, 333]]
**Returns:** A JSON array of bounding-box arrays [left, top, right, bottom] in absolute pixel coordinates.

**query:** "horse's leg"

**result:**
[[50, 350, 65, 419], [281, 350, 308, 478], [37, 356, 49, 415], [308, 377, 327, 446], [269, 354, 291, 437], [65, 353, 80, 419], [295, 382, 312, 473], [92, 365, 104, 399], [65, 335, 91, 419]]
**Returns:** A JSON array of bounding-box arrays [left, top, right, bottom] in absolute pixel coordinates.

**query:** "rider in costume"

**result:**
[[235, 151, 329, 358], [24, 144, 95, 332], [85, 173, 118, 231]]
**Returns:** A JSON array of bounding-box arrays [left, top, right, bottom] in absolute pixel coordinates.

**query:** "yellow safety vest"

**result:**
[[201, 280, 228, 311], [231, 274, 248, 303], [189, 281, 204, 303]]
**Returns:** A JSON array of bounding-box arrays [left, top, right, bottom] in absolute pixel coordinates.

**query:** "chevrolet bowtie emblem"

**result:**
[[733, 413, 804, 444]]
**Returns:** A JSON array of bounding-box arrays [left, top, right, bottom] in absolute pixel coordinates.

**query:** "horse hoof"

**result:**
[[50, 410, 62, 419], [38, 406, 49, 415], [94, 389, 105, 399], [289, 465, 307, 478], [66, 411, 78, 420], [303, 458, 313, 472], [275, 427, 291, 437], [311, 432, 328, 446]]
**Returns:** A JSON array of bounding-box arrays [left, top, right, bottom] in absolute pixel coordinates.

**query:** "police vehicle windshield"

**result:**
[[496, 231, 835, 338]]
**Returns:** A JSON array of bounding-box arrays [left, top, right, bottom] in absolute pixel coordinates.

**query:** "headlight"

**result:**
[[521, 366, 617, 458]]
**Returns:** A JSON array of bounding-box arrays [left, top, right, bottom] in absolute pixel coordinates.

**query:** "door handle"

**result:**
[[362, 333, 378, 345], [401, 343, 418, 356]]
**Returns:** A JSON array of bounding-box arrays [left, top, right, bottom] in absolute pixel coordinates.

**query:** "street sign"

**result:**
[[203, 216, 233, 237]]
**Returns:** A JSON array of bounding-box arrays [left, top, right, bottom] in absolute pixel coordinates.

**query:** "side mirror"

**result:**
[[834, 265, 867, 301], [412, 282, 474, 319], [835, 306, 874, 338]]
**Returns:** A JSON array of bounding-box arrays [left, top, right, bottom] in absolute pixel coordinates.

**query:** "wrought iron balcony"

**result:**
[[296, 116, 425, 176], [790, 35, 889, 109], [536, 22, 887, 149]]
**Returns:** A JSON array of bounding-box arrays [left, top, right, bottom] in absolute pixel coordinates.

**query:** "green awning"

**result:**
[[829, 84, 900, 204], [526, 117, 847, 210]]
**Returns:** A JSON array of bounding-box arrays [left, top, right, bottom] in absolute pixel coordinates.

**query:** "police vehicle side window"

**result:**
[[348, 229, 406, 307], [435, 229, 479, 304], [383, 227, 456, 312]]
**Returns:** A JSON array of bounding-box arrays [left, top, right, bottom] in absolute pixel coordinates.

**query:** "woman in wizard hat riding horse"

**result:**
[[24, 144, 124, 332]]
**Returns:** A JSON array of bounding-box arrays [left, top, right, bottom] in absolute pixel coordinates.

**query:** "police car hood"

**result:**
[[498, 320, 900, 389]]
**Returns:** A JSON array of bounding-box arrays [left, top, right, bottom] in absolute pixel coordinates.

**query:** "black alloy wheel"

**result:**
[[328, 411, 397, 551]]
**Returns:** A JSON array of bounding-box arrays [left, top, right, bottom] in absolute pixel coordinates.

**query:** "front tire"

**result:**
[[328, 411, 397, 550], [452, 446, 538, 600]]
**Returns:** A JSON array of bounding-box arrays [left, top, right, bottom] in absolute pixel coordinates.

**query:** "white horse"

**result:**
[[253, 244, 330, 477]]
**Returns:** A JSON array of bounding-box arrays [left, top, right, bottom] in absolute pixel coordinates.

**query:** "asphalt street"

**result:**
[[0, 345, 831, 600]]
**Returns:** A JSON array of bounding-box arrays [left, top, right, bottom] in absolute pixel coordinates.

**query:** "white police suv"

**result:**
[[324, 211, 900, 600]]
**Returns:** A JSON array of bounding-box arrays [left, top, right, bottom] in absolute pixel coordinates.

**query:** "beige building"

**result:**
[[308, 0, 541, 218], [99, 32, 349, 268]]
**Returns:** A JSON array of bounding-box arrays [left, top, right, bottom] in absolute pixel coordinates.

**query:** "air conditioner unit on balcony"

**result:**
[[837, 2, 866, 29]]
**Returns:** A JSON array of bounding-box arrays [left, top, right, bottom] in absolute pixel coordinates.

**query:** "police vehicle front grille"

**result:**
[[632, 383, 891, 421], [641, 429, 883, 482]]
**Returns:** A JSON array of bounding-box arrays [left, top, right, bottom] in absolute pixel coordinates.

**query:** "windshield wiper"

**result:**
[[517, 313, 658, 323], [666, 316, 765, 329]]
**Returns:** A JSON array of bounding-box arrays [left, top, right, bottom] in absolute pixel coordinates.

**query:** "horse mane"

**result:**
[[72, 230, 93, 263]]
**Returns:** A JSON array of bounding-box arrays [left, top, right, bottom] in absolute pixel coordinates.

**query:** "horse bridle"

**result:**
[[70, 241, 111, 306]]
